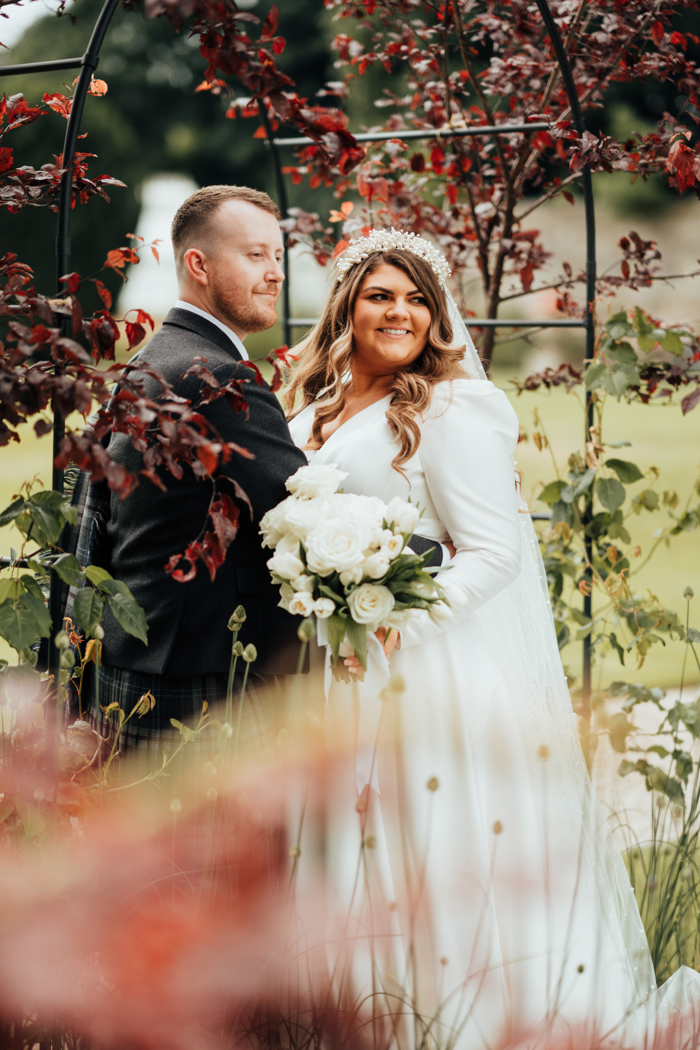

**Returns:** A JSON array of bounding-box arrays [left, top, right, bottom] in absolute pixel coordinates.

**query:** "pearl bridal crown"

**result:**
[[334, 227, 452, 290]]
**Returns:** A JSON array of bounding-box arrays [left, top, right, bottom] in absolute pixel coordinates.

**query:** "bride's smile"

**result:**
[[352, 263, 431, 374]]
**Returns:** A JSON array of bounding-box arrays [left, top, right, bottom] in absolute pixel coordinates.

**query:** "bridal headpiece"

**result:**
[[334, 227, 451, 290]]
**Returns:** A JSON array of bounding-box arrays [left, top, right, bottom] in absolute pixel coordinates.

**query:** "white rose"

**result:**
[[382, 534, 404, 559], [314, 597, 336, 619], [339, 565, 364, 588], [345, 494, 387, 526], [288, 591, 316, 617], [267, 552, 305, 581], [386, 496, 420, 535], [260, 497, 295, 548], [364, 552, 390, 580], [306, 519, 370, 577], [347, 584, 395, 628], [278, 583, 294, 612], [428, 600, 453, 626], [286, 463, 347, 499], [285, 496, 331, 541], [292, 574, 315, 593]]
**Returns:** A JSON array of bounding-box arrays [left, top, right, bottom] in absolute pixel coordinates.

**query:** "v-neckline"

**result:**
[[319, 392, 392, 445], [313, 393, 392, 454]]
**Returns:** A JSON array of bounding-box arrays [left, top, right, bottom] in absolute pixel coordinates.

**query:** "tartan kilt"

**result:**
[[82, 661, 276, 757]]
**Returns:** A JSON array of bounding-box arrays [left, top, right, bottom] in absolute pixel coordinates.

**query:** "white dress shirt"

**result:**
[[175, 300, 249, 361]]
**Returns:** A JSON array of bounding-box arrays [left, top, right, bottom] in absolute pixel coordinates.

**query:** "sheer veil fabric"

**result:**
[[287, 282, 700, 1048]]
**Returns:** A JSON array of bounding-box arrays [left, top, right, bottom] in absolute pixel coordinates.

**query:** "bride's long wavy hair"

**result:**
[[284, 250, 468, 473]]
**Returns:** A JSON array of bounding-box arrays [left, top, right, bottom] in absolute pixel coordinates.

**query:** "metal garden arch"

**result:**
[[0, 0, 597, 755]]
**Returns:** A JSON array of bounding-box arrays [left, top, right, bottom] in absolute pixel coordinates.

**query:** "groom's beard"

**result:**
[[211, 275, 280, 335]]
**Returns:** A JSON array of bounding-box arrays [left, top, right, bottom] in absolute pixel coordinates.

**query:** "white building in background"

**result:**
[[116, 173, 198, 321], [117, 172, 331, 327]]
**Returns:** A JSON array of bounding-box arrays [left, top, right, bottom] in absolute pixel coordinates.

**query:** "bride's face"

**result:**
[[351, 264, 432, 375]]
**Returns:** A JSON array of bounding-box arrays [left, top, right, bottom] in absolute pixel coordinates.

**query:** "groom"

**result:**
[[84, 185, 443, 741]]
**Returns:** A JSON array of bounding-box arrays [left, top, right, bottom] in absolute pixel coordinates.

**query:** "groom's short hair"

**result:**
[[171, 185, 280, 278]]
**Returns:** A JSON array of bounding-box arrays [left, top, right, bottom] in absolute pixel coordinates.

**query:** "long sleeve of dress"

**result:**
[[398, 380, 522, 650]]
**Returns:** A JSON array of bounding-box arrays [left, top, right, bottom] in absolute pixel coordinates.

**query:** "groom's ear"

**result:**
[[183, 247, 210, 287]]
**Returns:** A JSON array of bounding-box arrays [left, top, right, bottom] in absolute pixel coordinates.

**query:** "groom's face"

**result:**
[[205, 200, 285, 337]]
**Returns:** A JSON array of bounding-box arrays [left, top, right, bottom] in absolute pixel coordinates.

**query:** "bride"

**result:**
[[284, 228, 700, 1048]]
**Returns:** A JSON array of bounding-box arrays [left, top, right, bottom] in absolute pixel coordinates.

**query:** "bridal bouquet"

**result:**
[[260, 464, 450, 674]]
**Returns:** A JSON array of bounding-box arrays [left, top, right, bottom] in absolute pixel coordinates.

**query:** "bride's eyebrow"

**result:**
[[364, 284, 422, 295]]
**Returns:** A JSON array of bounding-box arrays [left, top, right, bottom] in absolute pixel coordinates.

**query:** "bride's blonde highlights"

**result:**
[[284, 250, 468, 473]]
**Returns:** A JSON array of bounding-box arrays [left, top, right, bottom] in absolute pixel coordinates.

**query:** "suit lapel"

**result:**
[[162, 307, 245, 363]]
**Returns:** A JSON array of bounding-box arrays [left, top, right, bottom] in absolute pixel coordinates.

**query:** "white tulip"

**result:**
[[306, 519, 370, 576], [267, 552, 305, 581], [292, 574, 315, 593], [314, 597, 336, 619], [339, 565, 364, 588], [382, 534, 404, 559], [278, 583, 294, 612], [364, 552, 391, 579], [347, 583, 395, 627], [385, 496, 420, 535], [428, 600, 453, 626], [274, 531, 302, 558], [260, 496, 295, 548], [385, 608, 420, 630], [289, 591, 316, 617], [286, 463, 347, 499]]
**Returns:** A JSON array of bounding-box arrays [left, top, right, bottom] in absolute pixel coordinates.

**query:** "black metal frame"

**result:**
[[1, 0, 596, 754], [1, 0, 120, 771]]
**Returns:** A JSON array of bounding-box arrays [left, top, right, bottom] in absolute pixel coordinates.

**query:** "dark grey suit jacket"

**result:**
[[100, 307, 441, 678]]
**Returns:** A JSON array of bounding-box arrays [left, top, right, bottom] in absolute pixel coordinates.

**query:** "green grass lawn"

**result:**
[[1, 369, 699, 686], [498, 367, 700, 691]]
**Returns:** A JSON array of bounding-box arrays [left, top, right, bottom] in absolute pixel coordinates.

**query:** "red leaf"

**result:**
[[125, 321, 146, 350], [34, 418, 53, 437], [651, 21, 664, 46], [261, 4, 279, 39], [150, 245, 160, 263], [197, 442, 220, 476], [445, 184, 458, 205], [430, 146, 445, 175], [0, 146, 13, 173], [681, 387, 700, 415], [60, 271, 81, 294], [92, 278, 112, 310], [562, 190, 574, 205], [410, 152, 425, 172], [272, 37, 285, 55]]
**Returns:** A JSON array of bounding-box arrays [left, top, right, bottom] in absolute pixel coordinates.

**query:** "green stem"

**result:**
[[233, 661, 250, 762], [225, 629, 240, 727]]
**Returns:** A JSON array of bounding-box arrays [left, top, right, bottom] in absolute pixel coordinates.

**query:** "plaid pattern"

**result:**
[[82, 661, 277, 756]]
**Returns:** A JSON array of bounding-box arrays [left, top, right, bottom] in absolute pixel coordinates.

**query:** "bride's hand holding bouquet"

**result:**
[[261, 464, 451, 680]]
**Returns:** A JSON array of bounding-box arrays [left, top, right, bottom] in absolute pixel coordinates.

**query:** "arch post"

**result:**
[[45, 0, 120, 771]]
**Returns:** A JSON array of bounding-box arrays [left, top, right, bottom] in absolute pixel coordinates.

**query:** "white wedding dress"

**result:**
[[289, 378, 700, 1049]]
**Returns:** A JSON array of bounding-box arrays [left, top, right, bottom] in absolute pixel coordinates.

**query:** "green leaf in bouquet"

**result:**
[[345, 618, 367, 672], [318, 582, 344, 605], [327, 614, 346, 664], [298, 542, 308, 568]]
